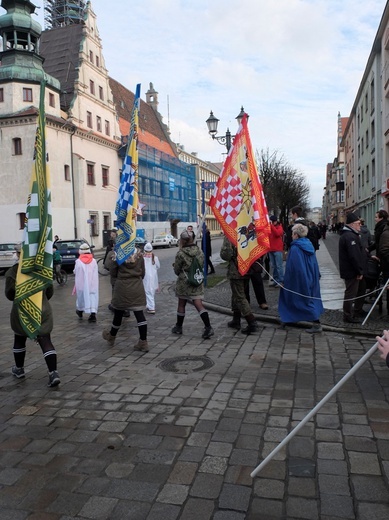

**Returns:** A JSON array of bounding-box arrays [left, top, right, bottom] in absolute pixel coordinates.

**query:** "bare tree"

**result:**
[[256, 148, 310, 228]]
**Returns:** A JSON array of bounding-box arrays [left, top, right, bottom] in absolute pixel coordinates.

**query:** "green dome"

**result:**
[[0, 12, 42, 36]]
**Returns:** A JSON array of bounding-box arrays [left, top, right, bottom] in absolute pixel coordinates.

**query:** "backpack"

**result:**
[[184, 256, 204, 287]]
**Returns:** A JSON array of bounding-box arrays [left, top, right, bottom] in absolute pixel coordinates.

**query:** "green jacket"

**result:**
[[220, 237, 248, 279], [174, 244, 204, 298], [5, 263, 54, 336]]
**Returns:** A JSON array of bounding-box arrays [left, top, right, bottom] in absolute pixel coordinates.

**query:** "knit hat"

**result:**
[[269, 215, 278, 222], [79, 243, 91, 254], [346, 212, 360, 225], [180, 230, 192, 241], [144, 242, 153, 252]]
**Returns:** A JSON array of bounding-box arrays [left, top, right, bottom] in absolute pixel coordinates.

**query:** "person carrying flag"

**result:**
[[5, 244, 60, 387]]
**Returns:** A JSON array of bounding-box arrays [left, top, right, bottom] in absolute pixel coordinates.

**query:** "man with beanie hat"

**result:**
[[339, 212, 368, 323]]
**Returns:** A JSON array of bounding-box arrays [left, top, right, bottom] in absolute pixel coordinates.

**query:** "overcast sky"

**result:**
[[32, 0, 387, 207]]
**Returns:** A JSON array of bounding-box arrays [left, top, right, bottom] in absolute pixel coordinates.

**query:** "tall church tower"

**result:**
[[44, 0, 86, 29]]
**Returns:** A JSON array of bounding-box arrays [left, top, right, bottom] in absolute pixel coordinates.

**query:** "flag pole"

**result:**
[[362, 277, 389, 325], [250, 340, 380, 478]]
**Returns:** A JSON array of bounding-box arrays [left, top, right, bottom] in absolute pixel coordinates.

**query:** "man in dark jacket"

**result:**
[[285, 206, 319, 251], [339, 212, 368, 323], [369, 209, 388, 255]]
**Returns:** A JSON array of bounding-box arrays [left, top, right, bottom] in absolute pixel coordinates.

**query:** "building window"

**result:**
[[102, 166, 109, 187], [0, 88, 3, 102], [64, 164, 70, 181], [18, 212, 26, 230], [105, 120, 110, 136], [23, 88, 32, 102], [90, 80, 95, 95], [96, 55, 99, 67], [13, 137, 22, 155], [89, 50, 93, 63], [49, 93, 55, 107], [87, 163, 95, 185], [99, 86, 104, 100], [87, 111, 92, 128], [96, 116, 102, 132], [89, 213, 98, 236]]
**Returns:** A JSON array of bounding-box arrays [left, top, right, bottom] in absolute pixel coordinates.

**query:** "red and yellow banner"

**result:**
[[209, 114, 270, 275]]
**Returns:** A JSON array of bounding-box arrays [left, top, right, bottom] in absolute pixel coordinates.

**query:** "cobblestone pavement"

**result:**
[[0, 238, 388, 519]]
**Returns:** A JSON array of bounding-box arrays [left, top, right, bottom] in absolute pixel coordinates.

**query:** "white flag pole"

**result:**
[[251, 340, 380, 478]]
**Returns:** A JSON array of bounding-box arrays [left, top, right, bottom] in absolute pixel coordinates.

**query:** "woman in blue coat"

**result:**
[[278, 223, 323, 333]]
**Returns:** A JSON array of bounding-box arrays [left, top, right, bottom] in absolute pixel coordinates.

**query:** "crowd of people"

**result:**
[[7, 209, 389, 389]]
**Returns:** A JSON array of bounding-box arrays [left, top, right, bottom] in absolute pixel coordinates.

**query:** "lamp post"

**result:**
[[205, 106, 248, 152]]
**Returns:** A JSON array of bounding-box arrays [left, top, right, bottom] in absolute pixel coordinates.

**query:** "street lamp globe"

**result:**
[[206, 111, 219, 136], [236, 106, 248, 126]]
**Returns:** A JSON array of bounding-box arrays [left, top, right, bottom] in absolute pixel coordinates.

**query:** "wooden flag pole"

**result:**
[[250, 340, 380, 478]]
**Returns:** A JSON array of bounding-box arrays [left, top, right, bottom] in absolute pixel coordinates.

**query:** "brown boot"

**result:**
[[133, 339, 149, 352], [102, 329, 115, 345]]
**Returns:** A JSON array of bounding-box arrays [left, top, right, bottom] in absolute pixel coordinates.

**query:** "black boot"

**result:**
[[241, 314, 258, 335], [228, 312, 241, 330]]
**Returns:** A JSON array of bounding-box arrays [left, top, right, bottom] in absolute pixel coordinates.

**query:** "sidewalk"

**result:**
[[0, 242, 388, 519], [204, 234, 387, 338]]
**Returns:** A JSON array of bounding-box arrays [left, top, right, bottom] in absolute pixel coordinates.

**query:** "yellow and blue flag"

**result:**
[[15, 81, 53, 338], [115, 83, 141, 264]]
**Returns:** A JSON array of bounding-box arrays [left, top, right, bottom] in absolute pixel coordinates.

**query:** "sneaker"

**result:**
[[76, 310, 83, 319], [88, 313, 97, 323], [48, 370, 60, 387], [147, 309, 155, 314], [259, 303, 269, 310], [133, 339, 149, 352], [202, 326, 214, 339], [172, 325, 183, 334], [12, 366, 25, 379], [102, 329, 116, 345]]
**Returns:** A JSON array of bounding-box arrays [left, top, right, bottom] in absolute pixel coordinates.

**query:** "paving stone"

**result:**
[[286, 496, 319, 519], [190, 473, 223, 499], [46, 491, 88, 516], [248, 498, 284, 519], [288, 477, 316, 497], [78, 496, 118, 519], [317, 442, 345, 460], [318, 474, 350, 495], [146, 502, 181, 520], [179, 498, 215, 520], [168, 461, 198, 485], [351, 475, 389, 502], [105, 480, 160, 501], [110, 499, 151, 520], [320, 494, 355, 519], [157, 483, 189, 505], [197, 455, 228, 475], [218, 483, 251, 511], [213, 511, 246, 520], [348, 451, 381, 475], [357, 502, 389, 519], [317, 459, 348, 476], [253, 478, 285, 499]]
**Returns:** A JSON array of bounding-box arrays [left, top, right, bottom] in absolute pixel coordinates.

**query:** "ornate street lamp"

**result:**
[[206, 106, 248, 151]]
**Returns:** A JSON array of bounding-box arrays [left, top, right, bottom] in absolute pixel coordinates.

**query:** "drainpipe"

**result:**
[[69, 125, 77, 238]]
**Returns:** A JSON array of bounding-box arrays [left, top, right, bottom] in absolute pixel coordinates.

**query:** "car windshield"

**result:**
[[0, 244, 16, 251], [57, 241, 84, 249]]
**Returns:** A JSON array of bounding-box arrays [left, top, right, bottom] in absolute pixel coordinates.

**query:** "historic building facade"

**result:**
[[0, 0, 198, 246]]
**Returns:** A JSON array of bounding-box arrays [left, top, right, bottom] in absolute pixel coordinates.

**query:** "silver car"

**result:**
[[0, 243, 17, 274], [152, 233, 178, 248]]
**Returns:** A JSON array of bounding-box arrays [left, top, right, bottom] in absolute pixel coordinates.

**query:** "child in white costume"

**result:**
[[73, 243, 99, 322], [143, 243, 160, 313]]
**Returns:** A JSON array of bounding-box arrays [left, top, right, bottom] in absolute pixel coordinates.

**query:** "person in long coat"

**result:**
[[172, 230, 214, 339], [102, 248, 149, 352], [142, 242, 160, 313], [278, 223, 323, 333], [74, 243, 99, 322], [5, 244, 60, 387]]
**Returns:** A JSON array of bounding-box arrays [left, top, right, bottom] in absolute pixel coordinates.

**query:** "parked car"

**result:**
[[152, 233, 178, 248], [55, 239, 94, 270], [0, 243, 17, 274], [135, 236, 147, 250]]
